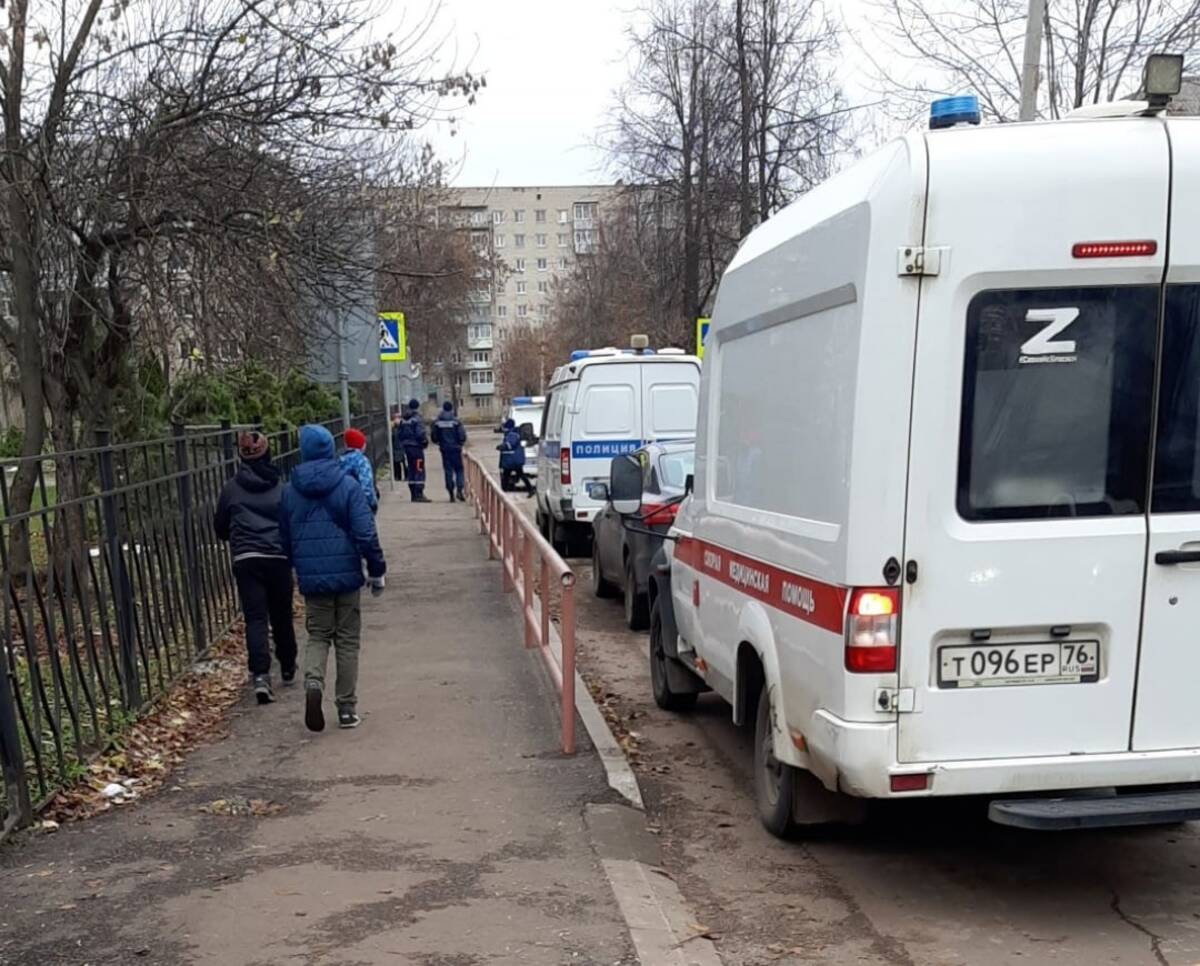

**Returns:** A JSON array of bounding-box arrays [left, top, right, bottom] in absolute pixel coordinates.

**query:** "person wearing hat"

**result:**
[[396, 399, 431, 503], [279, 424, 387, 731], [497, 418, 535, 497], [431, 400, 468, 502], [214, 430, 297, 705], [390, 409, 407, 481], [340, 427, 379, 514]]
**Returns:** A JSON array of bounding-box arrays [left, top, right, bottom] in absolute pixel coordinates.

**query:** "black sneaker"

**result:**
[[447, 492, 456, 502], [414, 494, 432, 503], [280, 666, 297, 686], [253, 674, 275, 705], [305, 685, 325, 732], [457, 489, 466, 502], [338, 709, 362, 729]]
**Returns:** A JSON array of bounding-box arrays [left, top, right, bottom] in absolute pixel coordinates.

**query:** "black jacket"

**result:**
[[214, 459, 286, 561]]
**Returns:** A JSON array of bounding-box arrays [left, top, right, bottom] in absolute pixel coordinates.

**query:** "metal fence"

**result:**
[[0, 411, 388, 835]]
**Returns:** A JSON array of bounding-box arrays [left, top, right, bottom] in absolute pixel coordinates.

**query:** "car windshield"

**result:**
[[658, 448, 695, 489]]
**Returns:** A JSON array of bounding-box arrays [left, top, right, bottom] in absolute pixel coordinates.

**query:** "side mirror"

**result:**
[[685, 473, 694, 495], [609, 454, 642, 516], [587, 482, 610, 502], [518, 422, 535, 444]]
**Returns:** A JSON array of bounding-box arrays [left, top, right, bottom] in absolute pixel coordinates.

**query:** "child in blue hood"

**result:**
[[279, 424, 387, 731]]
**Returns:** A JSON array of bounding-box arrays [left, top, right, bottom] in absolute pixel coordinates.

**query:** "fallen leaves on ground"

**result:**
[[199, 797, 286, 817], [43, 623, 249, 825]]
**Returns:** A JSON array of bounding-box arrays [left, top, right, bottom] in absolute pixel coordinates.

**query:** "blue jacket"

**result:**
[[396, 413, 427, 452], [498, 429, 525, 469], [339, 449, 378, 512], [432, 409, 467, 453], [279, 425, 386, 596]]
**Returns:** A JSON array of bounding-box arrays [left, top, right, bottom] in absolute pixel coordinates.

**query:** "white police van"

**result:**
[[622, 65, 1200, 836], [536, 339, 700, 557]]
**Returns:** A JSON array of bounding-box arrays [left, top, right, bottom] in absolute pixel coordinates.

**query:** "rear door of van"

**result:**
[[571, 364, 643, 515], [641, 361, 700, 444], [1133, 120, 1200, 751], [899, 119, 1170, 764]]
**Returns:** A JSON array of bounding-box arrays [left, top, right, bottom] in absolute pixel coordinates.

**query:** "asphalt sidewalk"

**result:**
[[0, 456, 639, 966]]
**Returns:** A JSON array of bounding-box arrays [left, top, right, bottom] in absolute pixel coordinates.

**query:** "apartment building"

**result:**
[[435, 184, 619, 418]]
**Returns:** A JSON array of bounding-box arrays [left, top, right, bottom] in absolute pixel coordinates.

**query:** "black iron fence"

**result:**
[[0, 412, 388, 835]]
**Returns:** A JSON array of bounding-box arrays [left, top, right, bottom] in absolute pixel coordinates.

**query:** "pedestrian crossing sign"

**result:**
[[379, 312, 407, 362], [696, 317, 710, 359]]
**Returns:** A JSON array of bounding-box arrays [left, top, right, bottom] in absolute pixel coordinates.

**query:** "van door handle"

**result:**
[[1154, 549, 1200, 565]]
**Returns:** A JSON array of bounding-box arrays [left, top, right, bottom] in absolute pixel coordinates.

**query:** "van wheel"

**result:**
[[593, 543, 618, 598], [548, 517, 568, 557], [625, 559, 650, 631], [536, 508, 550, 540], [754, 682, 798, 838], [650, 598, 698, 712]]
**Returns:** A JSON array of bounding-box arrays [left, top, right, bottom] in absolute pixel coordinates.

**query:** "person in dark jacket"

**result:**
[[279, 425, 387, 732], [396, 400, 431, 503], [214, 431, 297, 704], [431, 400, 468, 502], [390, 411, 406, 481], [497, 418, 534, 497]]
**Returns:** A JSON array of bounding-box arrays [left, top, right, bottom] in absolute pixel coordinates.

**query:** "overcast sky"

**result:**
[[402, 0, 877, 188]]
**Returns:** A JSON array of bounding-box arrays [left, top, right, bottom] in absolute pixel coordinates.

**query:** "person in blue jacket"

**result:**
[[497, 418, 534, 497], [339, 427, 379, 514], [279, 425, 387, 732], [397, 399, 431, 503], [431, 400, 468, 502]]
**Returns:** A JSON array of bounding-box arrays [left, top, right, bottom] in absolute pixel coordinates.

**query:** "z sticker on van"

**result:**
[[1018, 307, 1080, 365]]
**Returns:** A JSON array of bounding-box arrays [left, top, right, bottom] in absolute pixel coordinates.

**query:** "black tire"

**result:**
[[624, 558, 650, 631], [592, 542, 619, 598], [649, 597, 698, 712], [548, 516, 568, 557], [754, 681, 798, 839], [536, 508, 549, 540]]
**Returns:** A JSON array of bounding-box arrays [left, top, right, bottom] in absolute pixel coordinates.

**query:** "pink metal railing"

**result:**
[[465, 453, 576, 754]]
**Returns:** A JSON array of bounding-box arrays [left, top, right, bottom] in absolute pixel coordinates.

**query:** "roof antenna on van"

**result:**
[[631, 334, 650, 355]]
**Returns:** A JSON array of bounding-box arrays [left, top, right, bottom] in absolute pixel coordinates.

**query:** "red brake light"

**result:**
[[642, 502, 679, 526], [560, 447, 571, 484], [890, 773, 930, 793], [1072, 240, 1157, 259], [845, 587, 899, 674]]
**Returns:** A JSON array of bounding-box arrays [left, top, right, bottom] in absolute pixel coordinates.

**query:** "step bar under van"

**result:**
[[989, 788, 1200, 830]]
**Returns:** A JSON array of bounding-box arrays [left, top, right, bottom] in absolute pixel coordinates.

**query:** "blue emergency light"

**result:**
[[569, 350, 589, 361], [512, 396, 533, 405], [929, 94, 981, 130]]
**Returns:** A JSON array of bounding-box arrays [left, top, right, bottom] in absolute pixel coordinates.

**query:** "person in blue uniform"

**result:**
[[497, 418, 535, 497], [431, 401, 468, 502], [398, 399, 431, 503]]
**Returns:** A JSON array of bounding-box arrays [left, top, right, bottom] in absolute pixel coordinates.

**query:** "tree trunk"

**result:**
[[736, 0, 754, 236]]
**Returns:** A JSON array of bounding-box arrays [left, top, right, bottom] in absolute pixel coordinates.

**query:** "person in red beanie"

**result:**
[[339, 428, 379, 514]]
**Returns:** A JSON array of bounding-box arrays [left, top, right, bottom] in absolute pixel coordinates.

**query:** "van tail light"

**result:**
[[845, 587, 899, 673], [642, 502, 678, 526], [560, 447, 571, 484]]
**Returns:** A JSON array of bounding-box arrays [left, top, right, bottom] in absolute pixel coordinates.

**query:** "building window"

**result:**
[[574, 229, 596, 254], [574, 202, 597, 223], [471, 230, 489, 253], [557, 256, 569, 270], [557, 233, 569, 247], [517, 304, 528, 318], [497, 304, 508, 318], [492, 210, 504, 224], [535, 209, 546, 223], [474, 396, 489, 409], [536, 233, 547, 248], [516, 280, 527, 294], [513, 209, 525, 223], [472, 350, 490, 364], [515, 233, 525, 248], [471, 210, 486, 225], [537, 280, 549, 293], [538, 304, 549, 317], [536, 257, 548, 271], [558, 209, 568, 223], [494, 233, 505, 248], [515, 258, 526, 273]]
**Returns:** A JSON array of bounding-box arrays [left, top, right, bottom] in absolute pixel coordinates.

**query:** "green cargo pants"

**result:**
[[303, 591, 362, 711]]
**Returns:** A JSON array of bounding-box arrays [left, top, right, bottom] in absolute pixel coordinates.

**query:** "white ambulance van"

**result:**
[[536, 343, 700, 557], [622, 79, 1200, 836]]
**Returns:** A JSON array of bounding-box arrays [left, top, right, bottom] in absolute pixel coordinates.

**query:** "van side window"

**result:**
[[1153, 285, 1200, 512], [583, 385, 635, 435], [958, 286, 1157, 521], [540, 393, 554, 439]]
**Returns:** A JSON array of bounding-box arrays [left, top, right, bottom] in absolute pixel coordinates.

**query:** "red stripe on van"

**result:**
[[675, 537, 847, 634]]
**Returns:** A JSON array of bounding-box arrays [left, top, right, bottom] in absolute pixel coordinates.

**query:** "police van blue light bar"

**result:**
[[569, 350, 589, 361], [512, 396, 533, 404], [929, 94, 981, 130]]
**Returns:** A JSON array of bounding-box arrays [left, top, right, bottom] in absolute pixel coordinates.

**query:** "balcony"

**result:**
[[469, 380, 495, 395], [467, 334, 494, 350], [467, 357, 491, 370]]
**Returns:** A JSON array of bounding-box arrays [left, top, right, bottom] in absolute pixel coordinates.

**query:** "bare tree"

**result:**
[[867, 0, 1200, 121]]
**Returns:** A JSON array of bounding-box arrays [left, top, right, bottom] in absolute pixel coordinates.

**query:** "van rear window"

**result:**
[[1153, 285, 1200, 512], [958, 286, 1157, 521]]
